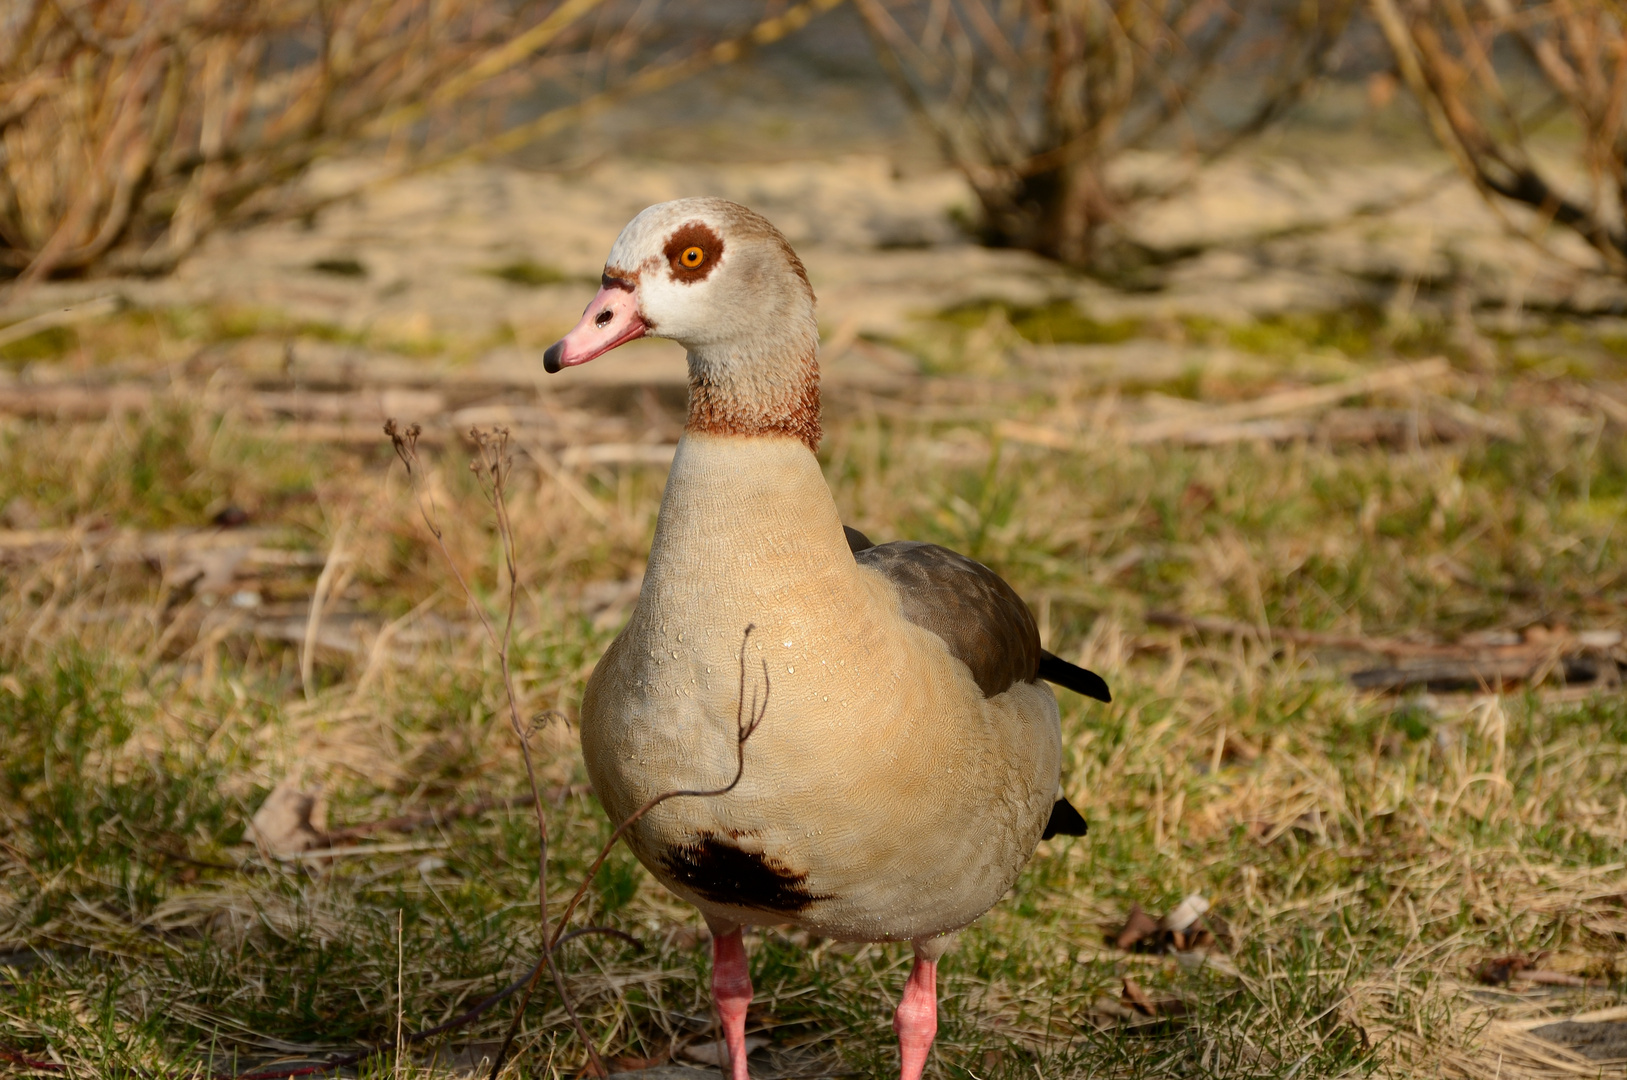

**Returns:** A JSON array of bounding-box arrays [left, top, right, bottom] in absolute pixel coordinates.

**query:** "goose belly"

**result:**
[[580, 595, 1061, 942]]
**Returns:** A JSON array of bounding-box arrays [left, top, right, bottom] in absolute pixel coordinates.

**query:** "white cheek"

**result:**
[[642, 276, 718, 343]]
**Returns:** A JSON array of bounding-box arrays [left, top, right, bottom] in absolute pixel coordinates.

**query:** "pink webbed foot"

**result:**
[[893, 949, 940, 1080], [711, 923, 755, 1080]]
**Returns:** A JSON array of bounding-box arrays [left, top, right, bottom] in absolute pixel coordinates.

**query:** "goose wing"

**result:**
[[843, 526, 1106, 840], [843, 526, 1111, 703]]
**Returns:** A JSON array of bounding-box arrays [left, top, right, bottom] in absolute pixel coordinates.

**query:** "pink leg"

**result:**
[[711, 926, 754, 1080], [893, 955, 938, 1080]]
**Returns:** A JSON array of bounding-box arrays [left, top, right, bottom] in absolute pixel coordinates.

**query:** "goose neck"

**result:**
[[684, 336, 821, 452]]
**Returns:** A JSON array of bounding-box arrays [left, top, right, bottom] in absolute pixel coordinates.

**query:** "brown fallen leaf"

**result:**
[[1121, 976, 1187, 1018], [1115, 895, 1224, 955], [1476, 954, 1537, 986], [1114, 904, 1160, 950], [1122, 976, 1157, 1016], [1169, 927, 1215, 951], [247, 780, 329, 856]]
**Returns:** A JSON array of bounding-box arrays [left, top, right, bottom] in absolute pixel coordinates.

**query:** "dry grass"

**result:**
[[0, 294, 1624, 1079]]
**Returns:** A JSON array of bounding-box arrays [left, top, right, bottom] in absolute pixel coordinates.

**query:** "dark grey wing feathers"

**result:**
[[853, 540, 1039, 698], [843, 525, 875, 553], [844, 523, 1104, 848]]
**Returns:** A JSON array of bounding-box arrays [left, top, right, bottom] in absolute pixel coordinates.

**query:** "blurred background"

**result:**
[[3, 3, 1626, 1079]]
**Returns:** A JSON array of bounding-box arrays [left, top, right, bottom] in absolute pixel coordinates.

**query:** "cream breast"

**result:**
[[580, 433, 1060, 941]]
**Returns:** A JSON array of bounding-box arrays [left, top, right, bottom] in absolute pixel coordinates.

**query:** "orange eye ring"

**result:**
[[680, 246, 706, 268]]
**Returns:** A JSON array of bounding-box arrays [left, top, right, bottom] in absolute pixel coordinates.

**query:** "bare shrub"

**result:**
[[1369, 0, 1627, 276], [0, 0, 838, 285], [853, 0, 1357, 274]]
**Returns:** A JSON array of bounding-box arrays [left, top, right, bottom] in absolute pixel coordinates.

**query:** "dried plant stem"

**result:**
[[551, 625, 769, 950], [495, 623, 771, 1079], [386, 421, 773, 1078], [300, 520, 350, 702], [386, 420, 601, 1077]]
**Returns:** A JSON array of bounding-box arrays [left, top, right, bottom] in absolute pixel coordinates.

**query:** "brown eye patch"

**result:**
[[663, 221, 724, 283]]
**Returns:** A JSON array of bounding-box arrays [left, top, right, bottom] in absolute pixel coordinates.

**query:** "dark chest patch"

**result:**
[[854, 541, 1041, 697], [661, 831, 826, 914]]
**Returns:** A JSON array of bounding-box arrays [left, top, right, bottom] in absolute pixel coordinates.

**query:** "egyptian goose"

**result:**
[[545, 198, 1109, 1080]]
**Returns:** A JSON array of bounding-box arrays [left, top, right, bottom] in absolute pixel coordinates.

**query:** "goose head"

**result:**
[[545, 198, 822, 448]]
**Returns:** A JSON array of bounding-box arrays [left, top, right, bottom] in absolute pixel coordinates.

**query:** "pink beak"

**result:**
[[544, 280, 647, 373]]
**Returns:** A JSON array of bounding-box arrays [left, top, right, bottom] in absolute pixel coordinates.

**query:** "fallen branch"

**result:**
[[1147, 611, 1624, 692], [0, 527, 310, 565], [0, 296, 122, 349], [1124, 358, 1451, 444], [0, 383, 155, 419], [1476, 954, 1614, 990], [1512, 969, 1611, 989], [1148, 611, 1621, 658], [1348, 654, 1614, 693], [998, 359, 1482, 451]]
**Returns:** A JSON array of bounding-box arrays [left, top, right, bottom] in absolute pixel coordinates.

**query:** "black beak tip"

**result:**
[[543, 341, 563, 374]]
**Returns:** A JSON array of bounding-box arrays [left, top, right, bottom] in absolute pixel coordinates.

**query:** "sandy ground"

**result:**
[[8, 133, 1626, 380]]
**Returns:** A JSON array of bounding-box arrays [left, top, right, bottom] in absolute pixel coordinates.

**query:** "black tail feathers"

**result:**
[[1037, 650, 1111, 703], [1042, 797, 1088, 839]]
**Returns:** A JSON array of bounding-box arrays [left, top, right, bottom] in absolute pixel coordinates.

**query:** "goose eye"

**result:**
[[680, 246, 705, 268]]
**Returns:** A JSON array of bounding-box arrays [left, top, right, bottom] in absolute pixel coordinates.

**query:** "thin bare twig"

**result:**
[[387, 419, 773, 1078], [552, 624, 769, 950], [853, 0, 1355, 269], [1370, 0, 1627, 276], [387, 419, 602, 1077], [493, 622, 771, 1080]]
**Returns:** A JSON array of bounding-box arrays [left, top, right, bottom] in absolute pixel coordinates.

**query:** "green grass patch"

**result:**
[[939, 298, 1142, 346], [0, 325, 75, 364], [310, 257, 369, 278], [484, 259, 575, 288]]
